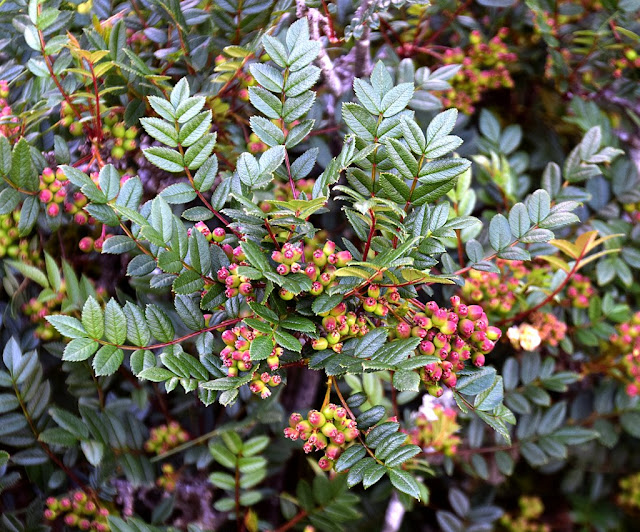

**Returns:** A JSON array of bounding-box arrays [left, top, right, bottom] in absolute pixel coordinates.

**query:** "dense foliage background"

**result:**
[[0, 0, 639, 530]]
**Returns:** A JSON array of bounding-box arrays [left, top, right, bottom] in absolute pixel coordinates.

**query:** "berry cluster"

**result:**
[[498, 496, 549, 532], [461, 264, 520, 316], [400, 297, 501, 396], [44, 491, 112, 532], [0, 80, 19, 138], [247, 132, 268, 154], [611, 48, 640, 79], [618, 472, 640, 510], [438, 29, 516, 114], [102, 111, 138, 159], [273, 241, 352, 300], [156, 463, 179, 492], [283, 404, 359, 471], [220, 324, 283, 397], [530, 312, 567, 348], [23, 286, 67, 340], [60, 105, 137, 159], [406, 403, 460, 457], [216, 262, 256, 300], [313, 303, 370, 354], [38, 167, 68, 218], [144, 422, 190, 454], [0, 209, 38, 260], [565, 273, 595, 309], [609, 312, 640, 397]]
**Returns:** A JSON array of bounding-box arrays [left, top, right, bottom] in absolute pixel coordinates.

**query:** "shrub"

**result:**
[[0, 0, 638, 530]]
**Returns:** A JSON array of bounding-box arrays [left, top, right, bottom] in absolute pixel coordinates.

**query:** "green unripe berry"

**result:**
[[112, 122, 126, 138], [111, 146, 125, 159]]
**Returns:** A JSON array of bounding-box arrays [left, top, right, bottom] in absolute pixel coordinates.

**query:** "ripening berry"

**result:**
[[47, 203, 60, 217], [363, 297, 377, 313], [279, 288, 294, 300], [308, 410, 326, 428], [212, 227, 225, 242], [69, 122, 83, 136], [112, 122, 126, 138], [312, 337, 328, 350]]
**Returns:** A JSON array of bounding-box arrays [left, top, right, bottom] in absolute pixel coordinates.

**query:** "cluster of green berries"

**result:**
[[60, 104, 137, 159], [259, 178, 315, 213], [439, 28, 516, 113], [102, 110, 138, 159], [284, 404, 359, 471], [144, 421, 190, 454], [38, 167, 68, 218], [618, 472, 640, 510], [44, 491, 112, 532], [406, 404, 460, 457], [23, 283, 67, 340], [0, 209, 38, 260], [498, 496, 549, 532], [0, 80, 20, 138], [565, 273, 595, 309], [609, 312, 640, 397], [219, 324, 284, 398], [273, 240, 352, 300], [398, 296, 501, 396]]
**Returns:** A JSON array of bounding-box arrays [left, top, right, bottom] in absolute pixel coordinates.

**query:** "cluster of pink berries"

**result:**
[[144, 421, 190, 454], [402, 297, 501, 397], [220, 324, 283, 398], [38, 167, 69, 218], [530, 312, 567, 347], [44, 491, 112, 532], [0, 80, 19, 138], [565, 273, 595, 309], [284, 404, 359, 471], [609, 312, 640, 397], [273, 241, 352, 300], [461, 264, 521, 316], [191, 221, 227, 243], [216, 262, 256, 300], [439, 28, 516, 113]]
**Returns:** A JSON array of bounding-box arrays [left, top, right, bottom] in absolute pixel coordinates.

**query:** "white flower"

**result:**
[[507, 324, 541, 351]]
